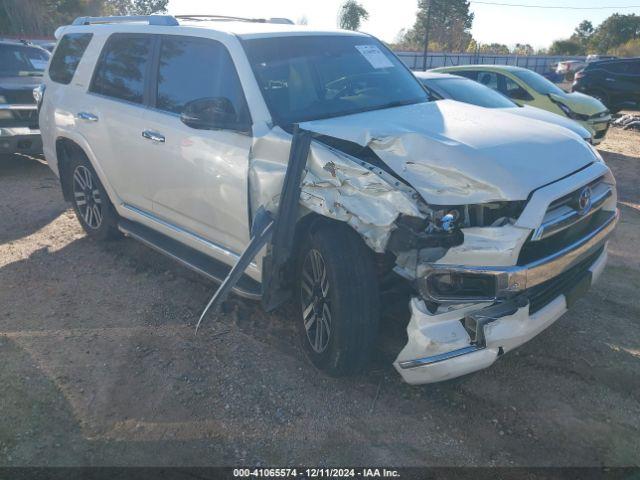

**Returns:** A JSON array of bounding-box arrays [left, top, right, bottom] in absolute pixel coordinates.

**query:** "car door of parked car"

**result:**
[[604, 61, 640, 107], [140, 34, 253, 257], [81, 33, 156, 211]]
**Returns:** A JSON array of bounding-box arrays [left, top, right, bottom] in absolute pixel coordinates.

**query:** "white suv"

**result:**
[[40, 15, 619, 384]]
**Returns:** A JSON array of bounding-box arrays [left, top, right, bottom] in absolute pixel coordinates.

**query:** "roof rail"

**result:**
[[72, 15, 179, 26], [174, 15, 294, 24], [174, 14, 265, 23]]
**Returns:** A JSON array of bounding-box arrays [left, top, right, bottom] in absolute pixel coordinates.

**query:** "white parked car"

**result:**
[[415, 71, 593, 143], [39, 15, 619, 384], [556, 60, 587, 77]]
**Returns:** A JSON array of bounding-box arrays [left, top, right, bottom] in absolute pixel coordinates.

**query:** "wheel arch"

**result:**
[[54, 135, 120, 207]]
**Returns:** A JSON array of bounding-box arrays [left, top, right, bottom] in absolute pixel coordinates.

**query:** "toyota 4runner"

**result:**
[[39, 15, 619, 384]]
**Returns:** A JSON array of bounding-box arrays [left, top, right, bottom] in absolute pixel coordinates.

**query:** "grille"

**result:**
[[518, 176, 612, 265], [527, 246, 603, 314], [3, 89, 36, 104]]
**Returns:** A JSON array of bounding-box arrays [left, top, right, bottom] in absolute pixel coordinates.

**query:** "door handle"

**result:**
[[606, 78, 615, 82], [142, 130, 165, 143], [76, 112, 98, 122]]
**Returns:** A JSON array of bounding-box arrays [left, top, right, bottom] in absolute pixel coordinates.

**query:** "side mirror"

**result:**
[[180, 97, 250, 132]]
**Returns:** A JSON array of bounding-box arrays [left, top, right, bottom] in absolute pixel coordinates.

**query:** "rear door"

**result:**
[[141, 34, 253, 255], [603, 61, 640, 106], [79, 33, 155, 211]]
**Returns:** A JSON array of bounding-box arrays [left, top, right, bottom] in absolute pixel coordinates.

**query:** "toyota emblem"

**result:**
[[577, 186, 592, 215]]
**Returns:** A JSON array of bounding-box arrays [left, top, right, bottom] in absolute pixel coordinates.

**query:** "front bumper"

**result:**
[[586, 119, 610, 145], [394, 209, 618, 385], [0, 126, 42, 155]]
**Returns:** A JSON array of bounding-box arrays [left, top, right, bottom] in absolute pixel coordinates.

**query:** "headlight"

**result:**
[[557, 102, 589, 121], [0, 110, 13, 120], [0, 95, 6, 104], [418, 270, 497, 303], [33, 84, 45, 108]]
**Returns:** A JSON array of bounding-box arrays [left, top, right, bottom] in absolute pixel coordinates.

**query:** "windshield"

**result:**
[[424, 77, 517, 109], [0, 44, 50, 77], [242, 35, 429, 124], [512, 69, 564, 96]]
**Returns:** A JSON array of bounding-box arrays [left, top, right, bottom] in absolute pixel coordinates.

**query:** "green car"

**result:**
[[433, 65, 611, 144]]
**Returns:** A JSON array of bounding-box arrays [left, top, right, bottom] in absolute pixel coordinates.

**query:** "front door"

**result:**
[[140, 34, 253, 256]]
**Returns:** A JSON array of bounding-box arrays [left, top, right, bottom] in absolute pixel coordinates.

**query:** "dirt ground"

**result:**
[[0, 127, 639, 467]]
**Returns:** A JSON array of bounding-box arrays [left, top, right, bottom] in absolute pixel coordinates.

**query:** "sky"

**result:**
[[167, 0, 640, 49]]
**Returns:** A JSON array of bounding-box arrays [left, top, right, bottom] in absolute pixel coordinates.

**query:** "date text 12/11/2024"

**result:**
[[233, 468, 401, 478]]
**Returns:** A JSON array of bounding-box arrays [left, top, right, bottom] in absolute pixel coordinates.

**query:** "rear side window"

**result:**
[[154, 36, 249, 119], [477, 71, 498, 89], [49, 33, 92, 84], [455, 70, 478, 81], [606, 61, 640, 75], [90, 34, 153, 104]]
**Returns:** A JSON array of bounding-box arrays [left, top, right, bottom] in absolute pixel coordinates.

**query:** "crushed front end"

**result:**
[[394, 165, 618, 384]]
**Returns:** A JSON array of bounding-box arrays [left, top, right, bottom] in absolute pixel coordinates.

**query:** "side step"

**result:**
[[118, 218, 262, 300]]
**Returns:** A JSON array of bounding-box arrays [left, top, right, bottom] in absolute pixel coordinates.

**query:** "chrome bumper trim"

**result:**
[[420, 209, 618, 302], [399, 345, 485, 369]]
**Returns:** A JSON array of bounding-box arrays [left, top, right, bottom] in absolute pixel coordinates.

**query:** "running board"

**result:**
[[118, 218, 262, 300]]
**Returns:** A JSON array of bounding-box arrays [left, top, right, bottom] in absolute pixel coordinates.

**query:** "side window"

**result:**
[[155, 36, 249, 122], [456, 70, 478, 81], [90, 34, 153, 104], [49, 33, 92, 84], [605, 62, 628, 74], [502, 74, 533, 101], [477, 72, 499, 90]]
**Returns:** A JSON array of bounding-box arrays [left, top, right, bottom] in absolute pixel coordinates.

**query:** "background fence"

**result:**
[[394, 51, 587, 77]]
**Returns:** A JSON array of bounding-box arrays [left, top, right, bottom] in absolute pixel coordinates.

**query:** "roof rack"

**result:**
[[71, 15, 179, 26], [175, 15, 294, 24], [175, 14, 264, 23], [70, 14, 295, 28]]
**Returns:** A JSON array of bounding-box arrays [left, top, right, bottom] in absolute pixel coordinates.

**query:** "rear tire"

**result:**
[[66, 152, 121, 240], [589, 89, 614, 111], [296, 223, 380, 376]]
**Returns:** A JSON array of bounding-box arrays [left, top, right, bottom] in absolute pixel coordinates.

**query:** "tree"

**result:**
[[513, 43, 534, 56], [400, 0, 474, 52], [0, 0, 167, 36], [338, 0, 369, 31], [480, 43, 509, 54], [104, 0, 168, 15], [610, 37, 640, 57], [590, 14, 640, 53], [548, 39, 583, 56]]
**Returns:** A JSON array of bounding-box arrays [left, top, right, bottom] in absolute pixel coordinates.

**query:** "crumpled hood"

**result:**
[[300, 100, 597, 205], [549, 91, 607, 116]]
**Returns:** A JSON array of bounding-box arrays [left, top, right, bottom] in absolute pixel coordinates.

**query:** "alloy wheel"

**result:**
[[72, 165, 103, 230], [300, 249, 332, 353]]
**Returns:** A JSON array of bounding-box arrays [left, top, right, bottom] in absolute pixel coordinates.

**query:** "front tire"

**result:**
[[66, 153, 120, 240], [296, 223, 379, 376]]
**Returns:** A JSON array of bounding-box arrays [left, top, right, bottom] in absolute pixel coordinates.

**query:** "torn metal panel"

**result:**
[[248, 126, 428, 255], [261, 126, 313, 311], [430, 224, 531, 268], [300, 142, 424, 252], [300, 100, 598, 205]]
